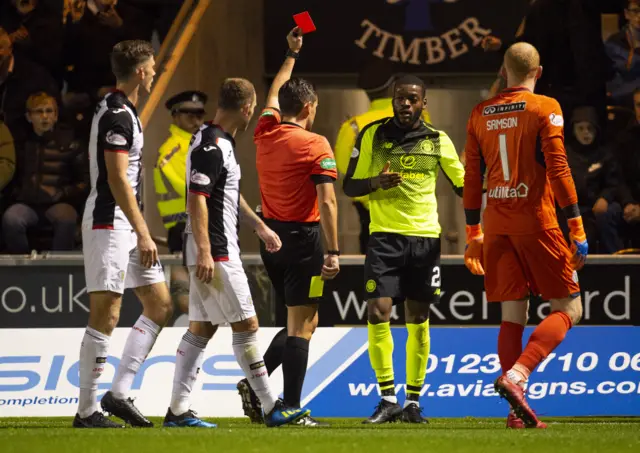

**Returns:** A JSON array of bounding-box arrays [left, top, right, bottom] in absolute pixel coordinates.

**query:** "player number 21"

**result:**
[[498, 133, 510, 182]]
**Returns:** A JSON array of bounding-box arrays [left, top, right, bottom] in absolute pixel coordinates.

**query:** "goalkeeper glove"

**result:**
[[464, 224, 485, 276], [567, 217, 588, 270]]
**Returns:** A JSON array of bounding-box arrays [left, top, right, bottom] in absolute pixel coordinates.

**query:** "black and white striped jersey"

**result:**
[[82, 90, 143, 230], [184, 123, 240, 264]]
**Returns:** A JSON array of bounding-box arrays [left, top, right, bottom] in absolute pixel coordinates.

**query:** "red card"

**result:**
[[293, 11, 316, 34]]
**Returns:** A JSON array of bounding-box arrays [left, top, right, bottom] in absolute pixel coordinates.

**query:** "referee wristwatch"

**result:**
[[327, 250, 340, 256], [286, 49, 299, 59]]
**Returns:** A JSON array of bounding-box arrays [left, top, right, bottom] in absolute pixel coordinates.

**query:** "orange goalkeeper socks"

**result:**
[[514, 311, 572, 375], [498, 322, 525, 373]]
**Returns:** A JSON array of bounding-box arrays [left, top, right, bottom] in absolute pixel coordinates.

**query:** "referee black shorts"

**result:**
[[167, 222, 186, 254], [260, 219, 324, 307], [364, 233, 441, 304]]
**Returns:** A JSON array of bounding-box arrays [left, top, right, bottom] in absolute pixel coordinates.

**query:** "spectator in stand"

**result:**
[[633, 87, 640, 123], [65, 0, 152, 98], [0, 0, 65, 87], [63, 0, 150, 140], [0, 119, 16, 222], [565, 107, 621, 253], [63, 0, 88, 25], [2, 92, 89, 253], [612, 104, 640, 249], [605, 0, 640, 108], [482, 0, 611, 128], [121, 0, 183, 42], [0, 26, 59, 146]]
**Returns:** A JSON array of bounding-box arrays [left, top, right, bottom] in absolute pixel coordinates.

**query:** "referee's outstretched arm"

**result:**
[[264, 27, 303, 110]]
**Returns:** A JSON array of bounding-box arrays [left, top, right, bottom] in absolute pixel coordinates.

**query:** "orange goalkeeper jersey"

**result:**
[[463, 87, 579, 235]]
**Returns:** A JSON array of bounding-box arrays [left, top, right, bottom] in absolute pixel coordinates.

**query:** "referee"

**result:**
[[343, 75, 464, 424], [238, 27, 340, 427]]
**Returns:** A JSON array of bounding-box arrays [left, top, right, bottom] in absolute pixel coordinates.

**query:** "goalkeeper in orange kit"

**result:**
[[462, 42, 588, 429]]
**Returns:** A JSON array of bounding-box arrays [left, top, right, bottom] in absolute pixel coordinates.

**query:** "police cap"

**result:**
[[165, 91, 208, 114]]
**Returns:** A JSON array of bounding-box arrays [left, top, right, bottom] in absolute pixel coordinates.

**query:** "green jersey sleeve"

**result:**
[[438, 131, 464, 197], [343, 122, 377, 197]]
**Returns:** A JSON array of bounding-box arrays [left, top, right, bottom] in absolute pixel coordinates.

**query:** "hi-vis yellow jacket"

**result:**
[[154, 124, 192, 229]]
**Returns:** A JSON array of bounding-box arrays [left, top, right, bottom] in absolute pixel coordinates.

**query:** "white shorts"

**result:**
[[188, 259, 256, 326], [82, 228, 166, 294]]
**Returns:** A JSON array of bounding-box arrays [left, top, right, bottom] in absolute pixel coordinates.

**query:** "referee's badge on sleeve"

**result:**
[[320, 158, 336, 170]]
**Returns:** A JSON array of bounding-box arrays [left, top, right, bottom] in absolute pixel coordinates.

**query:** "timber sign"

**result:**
[[264, 0, 529, 74]]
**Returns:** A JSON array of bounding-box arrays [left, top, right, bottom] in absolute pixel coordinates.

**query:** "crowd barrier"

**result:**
[[0, 255, 638, 328], [1, 326, 638, 418]]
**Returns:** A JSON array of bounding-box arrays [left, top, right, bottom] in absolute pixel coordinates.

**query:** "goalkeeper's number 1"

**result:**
[[498, 133, 510, 182]]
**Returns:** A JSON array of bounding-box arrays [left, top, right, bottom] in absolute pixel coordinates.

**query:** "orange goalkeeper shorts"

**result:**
[[483, 228, 581, 302]]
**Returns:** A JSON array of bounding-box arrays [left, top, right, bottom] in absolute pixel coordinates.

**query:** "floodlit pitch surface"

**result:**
[[2, 417, 639, 453]]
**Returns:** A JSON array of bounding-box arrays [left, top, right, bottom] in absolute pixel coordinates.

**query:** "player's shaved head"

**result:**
[[504, 42, 540, 81]]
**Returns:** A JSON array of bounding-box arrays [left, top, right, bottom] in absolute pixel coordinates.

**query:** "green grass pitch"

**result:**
[[2, 417, 639, 453]]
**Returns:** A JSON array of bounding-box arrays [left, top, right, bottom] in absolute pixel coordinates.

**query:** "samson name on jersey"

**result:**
[[83, 90, 143, 230], [184, 123, 240, 264]]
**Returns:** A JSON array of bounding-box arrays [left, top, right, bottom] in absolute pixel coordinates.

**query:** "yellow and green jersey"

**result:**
[[334, 98, 431, 209], [343, 117, 464, 238]]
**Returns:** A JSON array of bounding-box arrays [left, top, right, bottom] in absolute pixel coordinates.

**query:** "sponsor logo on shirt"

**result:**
[[487, 182, 529, 199], [400, 171, 426, 181], [400, 154, 417, 169], [549, 113, 564, 127], [482, 102, 526, 116], [105, 130, 127, 146], [320, 158, 337, 170], [190, 170, 211, 186]]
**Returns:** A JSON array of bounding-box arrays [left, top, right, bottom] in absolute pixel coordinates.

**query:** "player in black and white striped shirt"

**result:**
[[163, 78, 310, 428], [75, 40, 173, 429]]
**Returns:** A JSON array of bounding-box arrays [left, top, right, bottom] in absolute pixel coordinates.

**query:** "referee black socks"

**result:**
[[282, 336, 310, 408], [263, 327, 288, 375]]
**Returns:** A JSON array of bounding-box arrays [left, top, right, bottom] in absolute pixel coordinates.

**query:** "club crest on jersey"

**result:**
[[105, 130, 127, 146], [482, 102, 526, 116], [190, 170, 211, 186], [420, 140, 434, 153]]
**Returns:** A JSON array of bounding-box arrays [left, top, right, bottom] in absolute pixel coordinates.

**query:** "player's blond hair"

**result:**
[[504, 42, 540, 81]]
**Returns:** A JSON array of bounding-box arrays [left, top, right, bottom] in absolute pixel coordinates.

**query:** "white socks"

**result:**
[[111, 316, 161, 400], [232, 331, 277, 414], [404, 399, 418, 408], [78, 326, 110, 418], [170, 330, 209, 416], [382, 395, 398, 404]]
